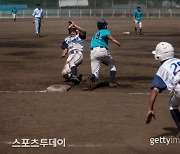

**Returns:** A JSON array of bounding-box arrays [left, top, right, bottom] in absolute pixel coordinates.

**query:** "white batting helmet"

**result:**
[[152, 42, 174, 62]]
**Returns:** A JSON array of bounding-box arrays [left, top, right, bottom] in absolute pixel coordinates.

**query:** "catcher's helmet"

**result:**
[[97, 18, 108, 30], [152, 42, 174, 62]]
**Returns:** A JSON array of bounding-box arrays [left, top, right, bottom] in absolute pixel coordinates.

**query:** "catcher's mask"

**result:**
[[97, 18, 108, 30], [68, 25, 77, 35], [152, 42, 174, 62]]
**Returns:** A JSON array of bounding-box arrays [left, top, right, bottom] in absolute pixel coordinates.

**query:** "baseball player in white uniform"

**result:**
[[87, 18, 121, 90], [61, 21, 86, 85], [32, 4, 44, 37], [146, 42, 180, 137]]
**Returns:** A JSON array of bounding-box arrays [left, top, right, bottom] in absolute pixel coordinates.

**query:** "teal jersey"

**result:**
[[90, 29, 110, 49], [134, 10, 142, 21], [12, 8, 17, 14]]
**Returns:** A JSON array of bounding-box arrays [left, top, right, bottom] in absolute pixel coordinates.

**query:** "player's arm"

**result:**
[[68, 21, 86, 36], [108, 35, 121, 46], [146, 87, 159, 124], [146, 75, 167, 124], [61, 41, 68, 58], [32, 11, 35, 23], [61, 48, 68, 58]]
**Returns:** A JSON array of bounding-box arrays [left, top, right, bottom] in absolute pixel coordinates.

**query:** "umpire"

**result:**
[[32, 4, 44, 37]]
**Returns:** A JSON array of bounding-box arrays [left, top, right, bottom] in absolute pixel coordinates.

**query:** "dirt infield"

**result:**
[[0, 18, 180, 154]]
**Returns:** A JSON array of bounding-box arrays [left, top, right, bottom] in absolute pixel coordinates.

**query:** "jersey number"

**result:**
[[94, 32, 100, 39], [171, 61, 180, 76]]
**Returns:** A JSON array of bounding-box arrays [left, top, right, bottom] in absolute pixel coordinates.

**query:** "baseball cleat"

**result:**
[[70, 76, 80, 85], [109, 82, 118, 88], [86, 75, 93, 90]]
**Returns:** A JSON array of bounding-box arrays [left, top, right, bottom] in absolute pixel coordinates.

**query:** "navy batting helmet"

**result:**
[[97, 18, 108, 30]]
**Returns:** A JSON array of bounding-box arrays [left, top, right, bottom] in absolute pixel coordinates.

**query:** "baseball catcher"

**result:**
[[146, 42, 180, 137], [61, 21, 86, 85]]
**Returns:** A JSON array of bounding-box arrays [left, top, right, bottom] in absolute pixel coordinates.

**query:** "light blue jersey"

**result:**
[[12, 8, 17, 14], [90, 29, 110, 49], [134, 10, 142, 21]]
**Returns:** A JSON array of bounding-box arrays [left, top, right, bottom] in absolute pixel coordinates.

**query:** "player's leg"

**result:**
[[134, 20, 138, 34], [139, 21, 142, 35], [35, 18, 39, 36], [169, 95, 180, 135], [62, 62, 71, 81], [102, 52, 117, 88], [87, 49, 101, 89], [69, 52, 83, 84], [38, 19, 41, 36]]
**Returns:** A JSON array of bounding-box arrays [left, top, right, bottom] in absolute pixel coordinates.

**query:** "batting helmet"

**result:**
[[152, 42, 174, 62], [97, 18, 108, 30]]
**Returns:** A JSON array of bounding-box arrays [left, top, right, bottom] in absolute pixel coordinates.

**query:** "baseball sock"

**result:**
[[135, 27, 137, 33], [140, 29, 142, 34], [90, 74, 96, 82], [170, 109, 180, 129], [71, 66, 77, 77], [110, 71, 116, 83]]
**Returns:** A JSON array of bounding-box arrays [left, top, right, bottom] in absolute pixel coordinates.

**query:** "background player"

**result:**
[[87, 18, 121, 90], [32, 4, 44, 37], [133, 6, 142, 35], [146, 42, 180, 137], [11, 7, 17, 22], [61, 21, 86, 85]]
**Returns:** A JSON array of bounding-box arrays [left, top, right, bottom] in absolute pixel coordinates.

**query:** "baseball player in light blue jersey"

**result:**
[[133, 6, 142, 34], [12, 7, 17, 22], [32, 4, 44, 37], [87, 18, 121, 90], [61, 21, 86, 85], [146, 42, 180, 137]]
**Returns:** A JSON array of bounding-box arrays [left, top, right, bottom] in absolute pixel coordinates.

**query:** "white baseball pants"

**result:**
[[134, 20, 142, 29], [90, 47, 116, 79], [62, 52, 83, 79]]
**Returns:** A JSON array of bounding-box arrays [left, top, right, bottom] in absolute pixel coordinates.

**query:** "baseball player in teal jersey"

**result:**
[[133, 6, 142, 34], [32, 4, 44, 37], [87, 18, 121, 90], [146, 42, 180, 137], [12, 7, 17, 22]]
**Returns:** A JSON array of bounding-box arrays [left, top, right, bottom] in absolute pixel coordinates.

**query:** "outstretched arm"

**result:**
[[61, 48, 68, 58], [108, 35, 121, 46], [146, 87, 159, 124], [68, 21, 86, 36]]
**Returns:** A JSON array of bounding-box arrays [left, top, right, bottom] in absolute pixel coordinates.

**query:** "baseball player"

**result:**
[[87, 18, 121, 90], [133, 6, 142, 35], [61, 21, 86, 85], [11, 7, 17, 22], [32, 4, 44, 37], [146, 42, 180, 137]]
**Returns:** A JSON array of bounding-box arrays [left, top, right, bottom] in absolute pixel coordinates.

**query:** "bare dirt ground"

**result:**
[[0, 18, 180, 154]]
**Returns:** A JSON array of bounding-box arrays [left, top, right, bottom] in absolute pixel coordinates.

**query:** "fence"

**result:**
[[0, 8, 180, 18]]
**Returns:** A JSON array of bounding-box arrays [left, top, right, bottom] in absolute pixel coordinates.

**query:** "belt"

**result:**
[[69, 50, 78, 55], [90, 46, 108, 50]]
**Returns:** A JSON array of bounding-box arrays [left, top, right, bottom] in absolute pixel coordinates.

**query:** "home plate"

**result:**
[[46, 84, 71, 92]]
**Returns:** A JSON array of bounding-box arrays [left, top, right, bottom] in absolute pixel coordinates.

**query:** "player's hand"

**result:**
[[32, 21, 34, 24], [146, 110, 156, 124], [42, 19, 44, 23], [61, 54, 66, 58]]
